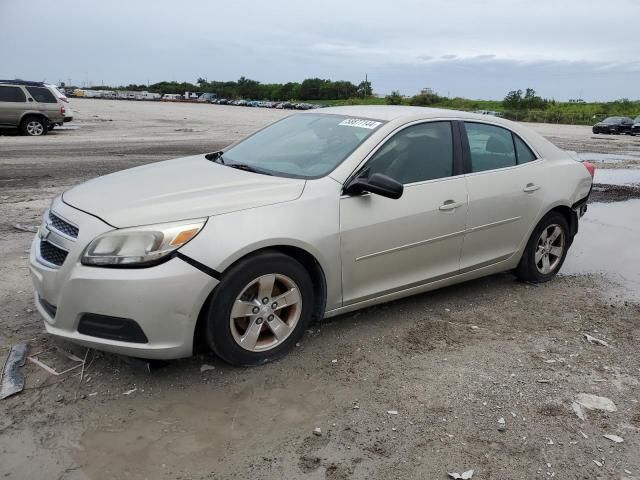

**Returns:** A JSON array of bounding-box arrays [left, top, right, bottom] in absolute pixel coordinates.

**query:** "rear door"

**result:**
[[340, 121, 468, 304], [25, 86, 62, 122], [0, 85, 28, 126], [459, 121, 546, 271]]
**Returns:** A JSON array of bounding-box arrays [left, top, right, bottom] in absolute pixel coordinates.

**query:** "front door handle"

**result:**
[[439, 200, 464, 211], [523, 183, 540, 193]]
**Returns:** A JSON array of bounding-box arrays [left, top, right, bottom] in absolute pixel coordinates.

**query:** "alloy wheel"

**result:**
[[26, 121, 44, 136], [229, 273, 302, 352], [535, 224, 565, 274]]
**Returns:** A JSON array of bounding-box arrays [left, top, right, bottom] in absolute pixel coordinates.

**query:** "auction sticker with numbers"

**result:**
[[338, 118, 382, 129]]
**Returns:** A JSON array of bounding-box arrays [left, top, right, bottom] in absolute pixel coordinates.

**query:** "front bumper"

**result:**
[[29, 199, 218, 359]]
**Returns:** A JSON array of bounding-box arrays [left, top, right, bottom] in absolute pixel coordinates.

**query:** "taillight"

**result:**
[[583, 161, 595, 178], [60, 105, 66, 115]]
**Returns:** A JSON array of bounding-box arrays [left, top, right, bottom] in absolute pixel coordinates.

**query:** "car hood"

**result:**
[[63, 155, 306, 227]]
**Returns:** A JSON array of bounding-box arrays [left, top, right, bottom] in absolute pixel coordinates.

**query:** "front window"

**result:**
[[602, 117, 622, 124], [221, 114, 384, 178]]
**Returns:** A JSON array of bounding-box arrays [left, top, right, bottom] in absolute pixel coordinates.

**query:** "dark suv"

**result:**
[[0, 80, 66, 136]]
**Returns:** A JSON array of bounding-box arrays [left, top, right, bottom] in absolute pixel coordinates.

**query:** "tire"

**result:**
[[515, 212, 569, 283], [19, 116, 48, 136], [204, 251, 315, 366]]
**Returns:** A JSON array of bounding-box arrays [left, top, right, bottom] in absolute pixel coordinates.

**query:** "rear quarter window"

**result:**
[[26, 86, 58, 103], [0, 85, 27, 102], [514, 135, 537, 163]]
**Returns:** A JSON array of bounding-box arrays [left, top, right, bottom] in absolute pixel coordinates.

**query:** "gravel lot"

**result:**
[[1, 99, 639, 480]]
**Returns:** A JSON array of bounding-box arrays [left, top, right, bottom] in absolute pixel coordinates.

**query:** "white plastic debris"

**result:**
[[593, 460, 603, 467], [123, 388, 137, 395], [603, 434, 624, 443], [387, 410, 398, 415], [498, 417, 505, 425], [448, 469, 474, 479], [331, 359, 337, 364], [575, 393, 617, 413], [572, 402, 586, 420], [200, 364, 215, 372], [313, 427, 322, 436], [583, 333, 610, 347]]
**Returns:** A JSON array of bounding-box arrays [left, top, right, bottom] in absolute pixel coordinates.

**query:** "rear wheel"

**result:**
[[515, 212, 569, 283], [20, 116, 48, 136], [204, 252, 315, 366]]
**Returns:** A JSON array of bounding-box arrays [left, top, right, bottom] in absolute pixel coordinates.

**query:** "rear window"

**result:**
[[0, 85, 26, 103], [26, 86, 57, 103]]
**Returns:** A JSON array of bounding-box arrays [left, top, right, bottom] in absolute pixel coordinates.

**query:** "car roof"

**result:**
[[0, 79, 46, 86], [305, 105, 505, 123]]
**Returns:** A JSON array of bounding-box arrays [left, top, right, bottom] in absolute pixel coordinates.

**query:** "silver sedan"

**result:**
[[29, 106, 594, 365]]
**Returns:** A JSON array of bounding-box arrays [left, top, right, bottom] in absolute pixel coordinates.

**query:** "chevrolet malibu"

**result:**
[[30, 106, 594, 366]]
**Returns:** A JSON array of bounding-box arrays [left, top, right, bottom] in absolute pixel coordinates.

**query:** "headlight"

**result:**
[[82, 218, 207, 267]]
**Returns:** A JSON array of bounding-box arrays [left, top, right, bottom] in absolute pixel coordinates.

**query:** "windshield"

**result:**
[[602, 117, 622, 123], [221, 113, 384, 178]]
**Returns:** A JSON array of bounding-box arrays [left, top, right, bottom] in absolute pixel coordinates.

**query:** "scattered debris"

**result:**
[[200, 364, 215, 372], [579, 431, 589, 439], [497, 417, 506, 431], [1, 343, 28, 400], [470, 326, 479, 330], [13, 223, 38, 233], [27, 348, 85, 376], [387, 410, 398, 415], [603, 434, 624, 443], [313, 427, 322, 436], [123, 388, 137, 395], [331, 359, 337, 364], [547, 438, 554, 445], [448, 469, 474, 479], [537, 379, 551, 383], [593, 460, 603, 467], [583, 333, 610, 347]]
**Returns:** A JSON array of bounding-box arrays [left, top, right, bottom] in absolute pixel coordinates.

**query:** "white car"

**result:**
[[29, 106, 594, 365], [45, 84, 73, 124]]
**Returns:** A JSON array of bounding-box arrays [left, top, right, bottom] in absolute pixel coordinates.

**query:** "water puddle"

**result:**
[[562, 199, 640, 301], [594, 168, 640, 186], [578, 151, 640, 163]]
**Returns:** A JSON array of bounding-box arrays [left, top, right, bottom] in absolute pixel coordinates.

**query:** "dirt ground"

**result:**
[[1, 99, 639, 480]]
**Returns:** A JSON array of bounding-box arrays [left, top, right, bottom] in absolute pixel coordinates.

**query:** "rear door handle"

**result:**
[[523, 183, 540, 193], [439, 200, 464, 211]]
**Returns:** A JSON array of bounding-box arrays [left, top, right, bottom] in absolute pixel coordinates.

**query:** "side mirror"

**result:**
[[345, 173, 404, 200]]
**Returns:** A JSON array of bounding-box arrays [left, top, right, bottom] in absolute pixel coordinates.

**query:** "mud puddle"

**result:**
[[562, 199, 640, 301], [594, 168, 640, 185], [76, 377, 347, 479]]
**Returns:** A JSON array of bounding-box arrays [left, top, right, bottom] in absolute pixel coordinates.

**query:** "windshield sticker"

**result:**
[[339, 118, 382, 129]]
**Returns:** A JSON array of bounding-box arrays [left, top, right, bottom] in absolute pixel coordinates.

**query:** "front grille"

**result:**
[[40, 240, 68, 266], [49, 211, 79, 238]]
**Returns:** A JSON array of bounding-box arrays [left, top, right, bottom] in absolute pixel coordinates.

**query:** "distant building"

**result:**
[[420, 87, 434, 95]]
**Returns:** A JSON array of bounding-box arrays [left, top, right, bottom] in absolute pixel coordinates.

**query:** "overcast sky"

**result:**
[[1, 0, 638, 100]]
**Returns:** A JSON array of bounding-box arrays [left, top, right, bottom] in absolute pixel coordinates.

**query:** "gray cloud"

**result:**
[[0, 0, 638, 100]]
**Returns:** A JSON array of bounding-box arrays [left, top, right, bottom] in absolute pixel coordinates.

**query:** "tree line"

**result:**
[[88, 77, 373, 101]]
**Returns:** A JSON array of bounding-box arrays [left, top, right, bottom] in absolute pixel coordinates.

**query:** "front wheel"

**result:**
[[515, 212, 569, 283], [204, 251, 315, 366]]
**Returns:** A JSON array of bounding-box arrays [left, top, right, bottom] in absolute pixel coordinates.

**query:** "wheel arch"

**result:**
[[192, 244, 328, 354], [19, 111, 50, 125]]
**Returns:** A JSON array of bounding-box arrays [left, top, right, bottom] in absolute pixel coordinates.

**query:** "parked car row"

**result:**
[[592, 116, 640, 135], [0, 80, 73, 136], [212, 98, 322, 110]]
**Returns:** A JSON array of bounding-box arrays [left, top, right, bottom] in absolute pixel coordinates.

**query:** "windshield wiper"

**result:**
[[205, 150, 225, 164], [227, 163, 272, 176]]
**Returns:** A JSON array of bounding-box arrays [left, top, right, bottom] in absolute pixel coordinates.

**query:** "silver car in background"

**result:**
[[29, 106, 594, 365]]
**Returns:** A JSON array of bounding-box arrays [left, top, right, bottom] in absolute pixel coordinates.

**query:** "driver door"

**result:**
[[339, 121, 468, 305]]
